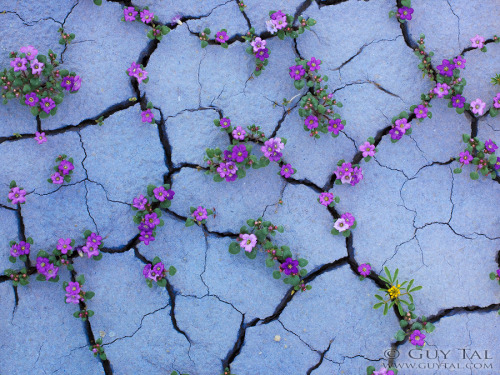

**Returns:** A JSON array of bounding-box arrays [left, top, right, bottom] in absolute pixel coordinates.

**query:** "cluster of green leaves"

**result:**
[[394, 309, 435, 348], [3, 267, 29, 286], [413, 34, 436, 81], [228, 217, 311, 292], [64, 275, 96, 320], [90, 337, 107, 361], [199, 28, 211, 48], [488, 271, 500, 314], [1, 49, 79, 118], [492, 73, 500, 86], [95, 115, 104, 126], [271, 12, 316, 40], [58, 27, 75, 45], [145, 256, 177, 288], [47, 155, 74, 184], [242, 28, 271, 76], [373, 267, 422, 316], [185, 206, 214, 227], [454, 134, 499, 180], [237, 1, 246, 11]]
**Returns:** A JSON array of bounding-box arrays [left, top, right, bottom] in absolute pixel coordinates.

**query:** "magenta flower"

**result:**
[[30, 59, 44, 75], [216, 30, 229, 43], [11, 57, 28, 72], [494, 157, 500, 170], [57, 238, 73, 254], [44, 263, 59, 280], [153, 262, 165, 276], [280, 164, 294, 178], [139, 230, 155, 245], [225, 171, 237, 182], [351, 167, 363, 186], [153, 186, 168, 202], [270, 10, 286, 20], [61, 76, 74, 91], [87, 233, 102, 247], [272, 14, 287, 30], [36, 257, 50, 273], [34, 131, 47, 144], [359, 141, 375, 157], [433, 83, 450, 98], [239, 233, 257, 252], [319, 192, 334, 206], [307, 57, 321, 71], [8, 187, 26, 205], [409, 330, 426, 346], [165, 189, 175, 200], [127, 62, 140, 77], [358, 263, 371, 277], [255, 48, 269, 61], [373, 368, 394, 375], [71, 76, 82, 92], [398, 6, 413, 20], [143, 264, 152, 279], [453, 55, 466, 69], [20, 45, 38, 60], [341, 212, 355, 227], [459, 150, 472, 164], [451, 94, 466, 108], [25, 92, 39, 107], [414, 104, 428, 119], [485, 139, 498, 153], [470, 98, 486, 115], [58, 160, 74, 175], [10, 244, 20, 257], [40, 97, 56, 114], [334, 218, 348, 232], [232, 126, 246, 140], [217, 162, 230, 178], [220, 118, 231, 128], [289, 65, 305, 80], [124, 6, 138, 21], [144, 213, 160, 228], [436, 59, 455, 77], [493, 93, 500, 109], [328, 118, 343, 134], [133, 194, 147, 210], [250, 37, 266, 52], [193, 206, 208, 221], [134, 68, 148, 83], [395, 118, 411, 133], [51, 172, 64, 184], [140, 9, 154, 24], [141, 109, 154, 123], [232, 144, 248, 162], [82, 243, 99, 258], [470, 34, 485, 49], [280, 258, 299, 275], [304, 115, 318, 130], [65, 281, 81, 295], [65, 294, 81, 304]]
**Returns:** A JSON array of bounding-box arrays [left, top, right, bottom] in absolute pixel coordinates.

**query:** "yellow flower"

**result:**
[[388, 285, 401, 300]]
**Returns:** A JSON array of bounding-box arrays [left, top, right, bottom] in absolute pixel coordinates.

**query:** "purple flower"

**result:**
[[470, 34, 485, 49], [280, 258, 299, 275], [65, 294, 81, 304], [280, 164, 294, 178], [453, 55, 466, 69], [350, 166, 363, 186], [220, 118, 231, 128], [153, 186, 168, 202], [30, 59, 44, 75], [398, 6, 413, 20], [36, 257, 50, 273], [71, 76, 82, 92], [328, 118, 343, 134], [193, 206, 208, 221], [250, 37, 266, 52], [25, 92, 39, 107], [10, 244, 20, 257], [485, 139, 498, 153], [153, 262, 164, 275], [358, 263, 371, 277], [133, 194, 148, 210], [265, 20, 277, 34], [260, 138, 284, 162], [494, 157, 500, 170], [217, 162, 231, 178], [216, 30, 229, 43], [409, 330, 426, 346], [61, 76, 74, 91], [58, 160, 74, 175], [340, 162, 353, 175], [239, 233, 257, 252], [270, 10, 286, 20], [333, 166, 345, 179], [255, 48, 269, 61], [319, 192, 334, 206], [20, 45, 38, 60], [373, 368, 394, 375], [334, 218, 348, 232], [494, 93, 500, 109], [232, 126, 246, 140], [8, 187, 26, 205], [18, 242, 30, 255], [341, 212, 355, 227], [57, 238, 73, 254], [124, 6, 138, 21], [272, 14, 287, 30], [436, 59, 455, 77], [127, 62, 140, 77], [134, 68, 148, 84], [459, 150, 472, 164], [11, 57, 28, 72], [289, 65, 305, 80], [307, 57, 321, 71], [225, 172, 238, 182], [144, 212, 160, 228], [140, 9, 154, 24], [66, 281, 81, 295], [232, 144, 248, 163], [395, 118, 411, 132], [34, 131, 47, 144], [165, 189, 175, 200], [82, 243, 99, 258], [87, 233, 102, 247], [223, 150, 233, 161], [40, 97, 56, 114], [44, 263, 59, 280], [359, 141, 375, 157], [470, 98, 486, 115], [414, 104, 428, 119], [304, 115, 318, 130], [497, 269, 500, 278], [451, 94, 466, 108], [140, 230, 155, 245], [433, 83, 450, 98], [143, 264, 152, 279], [51, 172, 64, 184]]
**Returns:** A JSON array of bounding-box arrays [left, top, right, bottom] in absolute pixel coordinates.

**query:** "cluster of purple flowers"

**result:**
[[10, 241, 30, 258], [333, 212, 356, 234], [143, 261, 166, 282], [49, 155, 74, 185], [65, 281, 83, 304], [8, 183, 26, 205], [333, 162, 363, 186], [371, 367, 395, 375], [389, 117, 412, 141], [122, 6, 171, 40], [261, 137, 285, 162], [82, 233, 102, 259], [60, 75, 82, 93], [36, 256, 59, 280], [266, 10, 287, 34], [127, 62, 148, 84], [455, 134, 499, 180]]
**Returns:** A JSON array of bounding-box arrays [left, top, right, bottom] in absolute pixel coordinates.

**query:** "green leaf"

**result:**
[[169, 266, 176, 276], [410, 286, 422, 292], [470, 171, 479, 180], [93, 0, 102, 5], [367, 366, 376, 375], [100, 353, 107, 361], [93, 253, 103, 261], [85, 291, 95, 300], [265, 258, 275, 267], [373, 302, 384, 309], [294, 80, 305, 90], [36, 274, 46, 281], [277, 225, 284, 233], [9, 256, 16, 264], [157, 278, 167, 287], [228, 242, 241, 255], [299, 268, 307, 277], [273, 270, 281, 279], [341, 229, 351, 237], [185, 218, 195, 227], [453, 168, 462, 174], [425, 322, 435, 333], [213, 174, 224, 182], [400, 319, 408, 328], [76, 274, 85, 285], [83, 230, 92, 239], [383, 303, 390, 315], [298, 258, 308, 267], [408, 303, 415, 311], [146, 184, 156, 197], [245, 249, 257, 259], [384, 266, 392, 283], [395, 329, 406, 341], [152, 256, 161, 265]]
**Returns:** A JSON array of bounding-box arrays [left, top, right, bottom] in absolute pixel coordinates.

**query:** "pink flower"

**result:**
[[359, 141, 375, 157], [239, 233, 257, 252], [470, 98, 486, 115], [433, 83, 450, 98], [34, 132, 47, 144], [333, 218, 348, 232], [51, 172, 64, 184], [470, 34, 485, 49], [8, 187, 26, 205]]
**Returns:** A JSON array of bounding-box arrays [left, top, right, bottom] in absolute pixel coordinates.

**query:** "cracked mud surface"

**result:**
[[0, 0, 499, 374]]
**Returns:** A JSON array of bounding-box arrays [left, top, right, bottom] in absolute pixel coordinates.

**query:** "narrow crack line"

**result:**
[[278, 319, 322, 353], [83, 181, 99, 234], [373, 157, 410, 179], [270, 101, 300, 139], [445, 0, 460, 49]]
